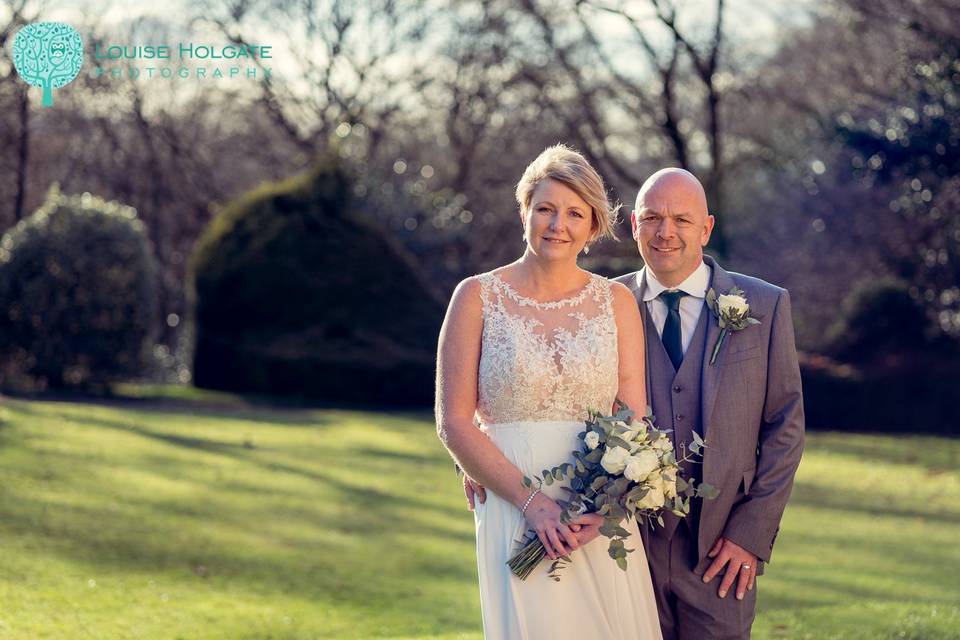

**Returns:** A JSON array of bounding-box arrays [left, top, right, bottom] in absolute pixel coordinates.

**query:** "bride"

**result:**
[[435, 145, 662, 639]]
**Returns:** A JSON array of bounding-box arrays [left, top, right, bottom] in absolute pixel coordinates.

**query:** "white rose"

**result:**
[[650, 473, 678, 500], [718, 294, 749, 316], [623, 426, 651, 454], [653, 433, 673, 452], [600, 446, 631, 475], [584, 431, 600, 450], [663, 477, 678, 499], [635, 484, 666, 510], [661, 470, 679, 498], [624, 431, 643, 453], [623, 449, 659, 483]]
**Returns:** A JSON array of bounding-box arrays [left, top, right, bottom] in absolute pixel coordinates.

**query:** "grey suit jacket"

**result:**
[[614, 255, 805, 570]]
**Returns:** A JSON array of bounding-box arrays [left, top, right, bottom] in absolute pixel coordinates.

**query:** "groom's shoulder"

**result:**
[[611, 270, 641, 289], [726, 269, 787, 308]]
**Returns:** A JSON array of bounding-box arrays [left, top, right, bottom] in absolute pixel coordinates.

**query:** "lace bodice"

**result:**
[[476, 271, 619, 424]]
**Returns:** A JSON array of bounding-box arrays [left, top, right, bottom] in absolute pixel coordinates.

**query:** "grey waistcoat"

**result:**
[[644, 299, 710, 542]]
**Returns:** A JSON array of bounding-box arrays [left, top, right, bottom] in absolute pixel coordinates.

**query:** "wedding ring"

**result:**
[[741, 564, 752, 570]]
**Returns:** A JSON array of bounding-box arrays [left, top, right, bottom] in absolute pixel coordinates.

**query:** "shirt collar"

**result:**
[[642, 260, 711, 303]]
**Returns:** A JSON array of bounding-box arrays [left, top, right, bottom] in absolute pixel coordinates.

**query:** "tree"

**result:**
[[718, 0, 960, 349], [0, 0, 40, 224]]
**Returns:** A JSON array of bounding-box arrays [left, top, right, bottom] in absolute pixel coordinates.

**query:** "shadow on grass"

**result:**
[[0, 404, 12, 440], [804, 432, 960, 472], [356, 446, 440, 465], [760, 569, 960, 611], [3, 385, 434, 426], [63, 410, 467, 520], [791, 482, 960, 525], [0, 446, 478, 636], [4, 392, 338, 427], [0, 394, 483, 637]]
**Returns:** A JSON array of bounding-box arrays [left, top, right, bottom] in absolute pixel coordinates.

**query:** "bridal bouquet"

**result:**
[[507, 402, 719, 581]]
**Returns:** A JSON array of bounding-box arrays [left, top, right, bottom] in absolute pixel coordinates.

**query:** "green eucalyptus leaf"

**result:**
[[606, 435, 631, 450], [606, 477, 631, 498], [698, 483, 721, 500], [591, 476, 610, 492]]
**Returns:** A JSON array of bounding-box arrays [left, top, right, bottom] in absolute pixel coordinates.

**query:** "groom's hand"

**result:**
[[463, 475, 486, 510], [569, 513, 604, 546], [703, 536, 758, 600]]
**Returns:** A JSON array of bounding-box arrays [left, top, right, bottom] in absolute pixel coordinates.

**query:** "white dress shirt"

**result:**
[[643, 261, 712, 356]]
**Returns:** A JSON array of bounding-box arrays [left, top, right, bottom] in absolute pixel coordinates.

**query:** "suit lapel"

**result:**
[[627, 266, 656, 408], [633, 268, 655, 408], [700, 255, 736, 434]]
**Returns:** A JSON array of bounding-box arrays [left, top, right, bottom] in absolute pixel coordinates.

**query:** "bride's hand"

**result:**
[[522, 493, 580, 560], [569, 513, 604, 546]]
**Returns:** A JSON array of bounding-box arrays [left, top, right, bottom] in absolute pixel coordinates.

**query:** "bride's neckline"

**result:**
[[490, 271, 596, 310]]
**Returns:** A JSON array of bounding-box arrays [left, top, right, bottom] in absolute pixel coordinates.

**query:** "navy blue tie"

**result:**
[[659, 290, 686, 370]]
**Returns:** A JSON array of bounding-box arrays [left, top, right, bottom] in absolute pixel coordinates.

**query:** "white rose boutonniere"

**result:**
[[705, 286, 761, 365]]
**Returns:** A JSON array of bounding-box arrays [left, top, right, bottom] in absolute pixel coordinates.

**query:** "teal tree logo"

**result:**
[[12, 22, 83, 108]]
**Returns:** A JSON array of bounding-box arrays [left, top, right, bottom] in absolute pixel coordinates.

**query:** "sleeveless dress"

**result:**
[[473, 271, 662, 640]]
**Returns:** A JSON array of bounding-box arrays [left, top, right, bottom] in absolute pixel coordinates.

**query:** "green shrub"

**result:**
[[0, 186, 160, 389], [189, 156, 444, 405], [826, 277, 930, 364], [800, 355, 960, 434]]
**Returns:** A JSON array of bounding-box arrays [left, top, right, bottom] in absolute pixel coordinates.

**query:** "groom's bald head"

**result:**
[[631, 168, 715, 287], [634, 168, 709, 217]]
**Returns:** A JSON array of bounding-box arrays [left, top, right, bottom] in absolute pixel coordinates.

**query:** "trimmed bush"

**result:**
[[800, 353, 960, 434], [189, 157, 444, 405], [826, 277, 931, 364], [0, 186, 160, 389]]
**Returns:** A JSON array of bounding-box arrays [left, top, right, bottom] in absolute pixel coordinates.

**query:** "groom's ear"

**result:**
[[630, 210, 639, 239], [701, 213, 716, 246]]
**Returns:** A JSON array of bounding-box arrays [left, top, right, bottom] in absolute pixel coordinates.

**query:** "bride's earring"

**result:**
[[583, 244, 590, 255]]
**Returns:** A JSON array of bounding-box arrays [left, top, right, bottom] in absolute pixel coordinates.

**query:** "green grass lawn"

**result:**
[[0, 390, 957, 639]]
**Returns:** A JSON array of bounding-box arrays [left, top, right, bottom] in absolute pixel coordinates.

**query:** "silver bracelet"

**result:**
[[520, 488, 541, 516]]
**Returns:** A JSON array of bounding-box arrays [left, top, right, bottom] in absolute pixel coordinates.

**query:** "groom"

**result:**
[[614, 168, 804, 639]]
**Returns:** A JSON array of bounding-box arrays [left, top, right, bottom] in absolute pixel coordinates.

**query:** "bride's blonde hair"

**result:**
[[515, 144, 620, 245]]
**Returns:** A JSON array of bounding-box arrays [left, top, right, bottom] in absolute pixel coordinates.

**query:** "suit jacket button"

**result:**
[[675, 414, 684, 421], [673, 385, 683, 393]]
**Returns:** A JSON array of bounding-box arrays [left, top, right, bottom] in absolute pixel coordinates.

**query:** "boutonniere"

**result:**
[[705, 287, 761, 365]]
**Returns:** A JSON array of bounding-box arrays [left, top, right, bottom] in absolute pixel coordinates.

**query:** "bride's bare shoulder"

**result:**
[[608, 280, 642, 318]]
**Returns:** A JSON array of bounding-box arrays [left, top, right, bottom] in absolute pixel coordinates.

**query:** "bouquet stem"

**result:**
[[709, 328, 728, 365], [506, 534, 547, 580]]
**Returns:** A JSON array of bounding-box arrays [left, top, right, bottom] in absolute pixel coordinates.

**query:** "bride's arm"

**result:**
[[435, 277, 580, 559], [611, 282, 647, 418], [435, 278, 528, 507]]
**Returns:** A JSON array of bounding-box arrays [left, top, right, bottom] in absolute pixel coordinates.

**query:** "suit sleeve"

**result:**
[[722, 289, 805, 562]]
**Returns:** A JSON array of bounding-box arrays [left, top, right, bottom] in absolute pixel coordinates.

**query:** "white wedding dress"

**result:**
[[473, 271, 662, 640]]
